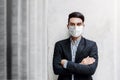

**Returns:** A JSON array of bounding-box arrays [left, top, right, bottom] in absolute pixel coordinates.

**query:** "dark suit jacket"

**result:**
[[53, 37, 98, 80]]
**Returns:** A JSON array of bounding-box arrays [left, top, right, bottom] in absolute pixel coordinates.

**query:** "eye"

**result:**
[[77, 23, 82, 26], [69, 23, 75, 26]]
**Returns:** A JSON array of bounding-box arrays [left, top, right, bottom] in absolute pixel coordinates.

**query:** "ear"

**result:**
[[67, 24, 69, 29], [83, 23, 85, 27]]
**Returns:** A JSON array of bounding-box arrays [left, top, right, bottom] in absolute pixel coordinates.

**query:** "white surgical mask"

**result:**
[[68, 26, 84, 37]]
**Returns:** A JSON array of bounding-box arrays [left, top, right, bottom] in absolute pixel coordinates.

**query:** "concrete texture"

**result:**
[[47, 0, 119, 80], [0, 0, 6, 79]]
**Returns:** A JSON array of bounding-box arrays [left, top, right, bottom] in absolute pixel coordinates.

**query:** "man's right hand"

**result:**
[[80, 56, 95, 65]]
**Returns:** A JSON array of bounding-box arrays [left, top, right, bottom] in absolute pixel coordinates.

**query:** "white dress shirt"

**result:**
[[63, 36, 81, 80]]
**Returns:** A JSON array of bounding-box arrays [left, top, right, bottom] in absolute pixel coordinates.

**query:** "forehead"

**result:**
[[69, 17, 82, 23]]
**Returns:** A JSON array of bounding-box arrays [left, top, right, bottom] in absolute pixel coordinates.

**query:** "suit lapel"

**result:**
[[65, 38, 72, 61], [75, 37, 85, 62]]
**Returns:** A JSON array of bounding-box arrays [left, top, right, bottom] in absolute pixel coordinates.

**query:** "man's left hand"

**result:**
[[61, 59, 67, 66]]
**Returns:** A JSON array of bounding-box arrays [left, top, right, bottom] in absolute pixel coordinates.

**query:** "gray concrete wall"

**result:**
[[0, 0, 6, 79], [47, 0, 120, 80], [11, 0, 28, 79]]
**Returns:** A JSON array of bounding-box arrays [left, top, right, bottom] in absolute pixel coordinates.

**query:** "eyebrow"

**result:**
[[69, 22, 82, 24]]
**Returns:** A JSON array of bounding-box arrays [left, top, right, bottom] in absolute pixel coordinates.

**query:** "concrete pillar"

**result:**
[[8, 0, 48, 80], [0, 0, 7, 79]]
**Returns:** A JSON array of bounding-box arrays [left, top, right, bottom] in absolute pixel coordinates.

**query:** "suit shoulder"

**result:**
[[84, 38, 97, 46], [55, 38, 69, 45]]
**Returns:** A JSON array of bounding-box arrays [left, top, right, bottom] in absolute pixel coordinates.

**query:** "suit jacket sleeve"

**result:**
[[66, 42, 98, 75], [53, 42, 72, 75]]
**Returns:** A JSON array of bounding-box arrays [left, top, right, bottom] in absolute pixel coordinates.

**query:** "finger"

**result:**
[[91, 58, 95, 62], [87, 56, 89, 58], [90, 58, 95, 64]]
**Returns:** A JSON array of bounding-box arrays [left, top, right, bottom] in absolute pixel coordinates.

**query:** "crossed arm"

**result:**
[[53, 42, 98, 75], [61, 56, 95, 66]]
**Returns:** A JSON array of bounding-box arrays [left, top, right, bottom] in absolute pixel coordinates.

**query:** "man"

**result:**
[[53, 12, 98, 80]]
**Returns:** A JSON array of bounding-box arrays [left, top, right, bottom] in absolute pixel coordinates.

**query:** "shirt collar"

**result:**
[[70, 36, 81, 46]]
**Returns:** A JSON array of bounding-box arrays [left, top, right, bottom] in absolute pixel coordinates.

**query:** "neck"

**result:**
[[71, 36, 81, 41]]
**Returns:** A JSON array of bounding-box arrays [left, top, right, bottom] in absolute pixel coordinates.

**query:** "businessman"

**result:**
[[53, 12, 98, 80]]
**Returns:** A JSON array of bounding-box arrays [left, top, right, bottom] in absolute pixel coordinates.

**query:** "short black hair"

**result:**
[[68, 12, 85, 23]]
